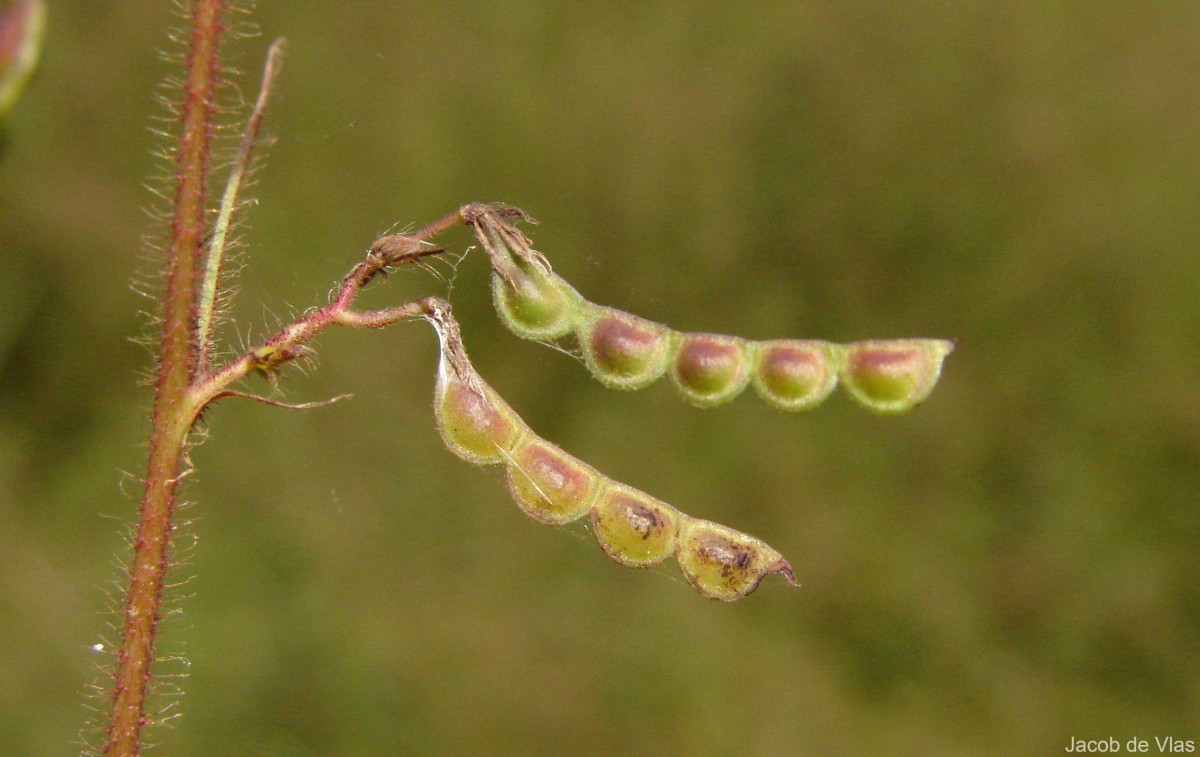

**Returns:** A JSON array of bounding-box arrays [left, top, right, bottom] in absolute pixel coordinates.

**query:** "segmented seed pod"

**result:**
[[505, 436, 601, 525], [669, 333, 753, 407], [434, 363, 528, 466], [424, 297, 799, 601], [840, 339, 955, 414], [577, 306, 672, 390], [675, 517, 798, 601], [491, 265, 583, 341], [752, 339, 841, 411], [590, 481, 681, 568]]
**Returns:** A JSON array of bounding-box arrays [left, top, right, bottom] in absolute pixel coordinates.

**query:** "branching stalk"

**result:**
[[109, 209, 454, 755], [189, 234, 448, 416], [104, 10, 467, 755]]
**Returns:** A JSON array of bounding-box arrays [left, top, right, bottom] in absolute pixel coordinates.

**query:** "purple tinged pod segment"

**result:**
[[434, 364, 528, 466], [491, 265, 583, 341], [505, 436, 601, 525], [577, 306, 672, 390], [669, 333, 753, 407], [674, 518, 798, 601], [590, 481, 682, 568], [840, 339, 955, 414], [0, 0, 45, 118], [752, 339, 841, 411]]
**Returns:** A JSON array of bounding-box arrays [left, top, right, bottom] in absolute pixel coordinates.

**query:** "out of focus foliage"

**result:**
[[0, 3, 1196, 754]]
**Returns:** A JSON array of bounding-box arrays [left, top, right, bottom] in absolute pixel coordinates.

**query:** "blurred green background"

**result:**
[[2, 2, 1197, 754]]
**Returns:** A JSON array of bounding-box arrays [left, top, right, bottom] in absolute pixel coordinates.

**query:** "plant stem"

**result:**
[[104, 2, 226, 754]]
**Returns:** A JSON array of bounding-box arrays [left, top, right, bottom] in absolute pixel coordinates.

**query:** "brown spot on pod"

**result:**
[[578, 307, 671, 390], [590, 482, 681, 568], [491, 266, 581, 341], [840, 339, 954, 414], [434, 368, 527, 465], [505, 437, 600, 525], [670, 333, 752, 407], [675, 518, 798, 601], [752, 340, 840, 411]]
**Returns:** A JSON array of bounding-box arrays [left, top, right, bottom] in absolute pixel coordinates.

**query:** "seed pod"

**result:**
[[434, 364, 528, 466], [0, 0, 46, 120], [578, 306, 671, 390], [752, 339, 840, 411], [675, 517, 798, 601], [491, 265, 582, 341], [590, 481, 681, 568], [505, 437, 600, 525], [840, 339, 955, 414], [669, 333, 752, 407]]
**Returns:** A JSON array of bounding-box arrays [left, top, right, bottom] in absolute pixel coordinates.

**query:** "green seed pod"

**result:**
[[434, 365, 528, 466], [840, 339, 954, 414], [0, 0, 46, 120], [578, 306, 672, 390], [669, 333, 752, 407], [505, 437, 601, 525], [675, 517, 798, 601], [590, 481, 681, 568], [752, 339, 841, 411], [491, 265, 582, 341]]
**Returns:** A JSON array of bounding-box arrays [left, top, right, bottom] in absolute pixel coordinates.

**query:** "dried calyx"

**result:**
[[424, 297, 798, 601]]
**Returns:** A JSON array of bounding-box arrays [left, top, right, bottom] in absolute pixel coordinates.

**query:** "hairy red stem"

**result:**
[[104, 1, 226, 754]]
